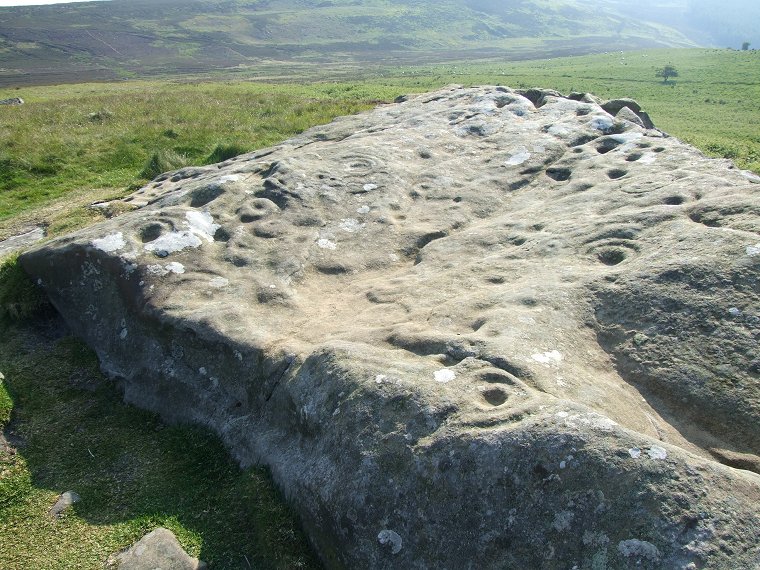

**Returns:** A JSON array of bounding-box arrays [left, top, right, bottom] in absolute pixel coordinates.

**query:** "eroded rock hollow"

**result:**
[[22, 86, 760, 569]]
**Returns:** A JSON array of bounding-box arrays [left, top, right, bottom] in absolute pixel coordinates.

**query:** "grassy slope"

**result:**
[[0, 0, 696, 84]]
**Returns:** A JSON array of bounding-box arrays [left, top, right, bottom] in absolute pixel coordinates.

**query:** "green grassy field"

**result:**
[[0, 0, 697, 85], [1, 46, 759, 569]]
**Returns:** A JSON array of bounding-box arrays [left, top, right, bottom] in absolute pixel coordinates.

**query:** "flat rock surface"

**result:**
[[49, 490, 80, 517], [110, 528, 206, 570], [22, 86, 760, 569], [0, 227, 44, 258]]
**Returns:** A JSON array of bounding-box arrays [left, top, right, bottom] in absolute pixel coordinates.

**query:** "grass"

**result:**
[[0, 254, 50, 322], [0, 273, 320, 569]]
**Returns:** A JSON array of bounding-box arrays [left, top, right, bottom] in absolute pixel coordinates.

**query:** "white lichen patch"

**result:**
[[185, 210, 220, 242], [147, 264, 168, 276], [356, 205, 371, 215], [505, 148, 531, 166], [209, 276, 230, 288], [434, 369, 456, 383], [609, 132, 643, 144], [555, 411, 617, 431], [363, 183, 378, 192], [558, 455, 574, 470], [144, 231, 202, 255], [377, 529, 403, 555], [317, 238, 337, 250], [552, 510, 574, 532], [746, 243, 760, 257], [589, 115, 615, 132], [583, 531, 610, 547], [617, 539, 660, 561], [628, 447, 642, 459], [376, 374, 403, 386], [547, 124, 570, 136], [532, 350, 563, 365], [218, 174, 241, 184], [638, 152, 657, 165], [92, 232, 126, 253], [146, 262, 186, 276], [586, 414, 618, 431], [647, 445, 667, 460], [339, 218, 365, 233]]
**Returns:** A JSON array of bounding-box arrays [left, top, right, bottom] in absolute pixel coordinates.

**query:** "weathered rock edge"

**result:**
[[21, 86, 760, 569]]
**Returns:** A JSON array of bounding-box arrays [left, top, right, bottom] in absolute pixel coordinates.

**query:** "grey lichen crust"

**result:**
[[22, 86, 760, 569]]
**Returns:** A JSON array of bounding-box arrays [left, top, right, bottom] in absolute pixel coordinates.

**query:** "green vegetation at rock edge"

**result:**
[[0, 280, 321, 569]]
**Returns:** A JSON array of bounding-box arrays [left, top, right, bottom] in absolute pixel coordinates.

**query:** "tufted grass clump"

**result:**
[[139, 149, 189, 180], [205, 142, 249, 164]]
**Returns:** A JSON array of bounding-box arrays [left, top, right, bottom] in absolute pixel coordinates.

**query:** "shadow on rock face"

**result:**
[[593, 258, 760, 472]]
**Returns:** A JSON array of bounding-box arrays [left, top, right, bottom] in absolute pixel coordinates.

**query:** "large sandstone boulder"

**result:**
[[21, 86, 760, 569]]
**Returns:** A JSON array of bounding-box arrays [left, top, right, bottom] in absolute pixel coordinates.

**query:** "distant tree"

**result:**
[[656, 65, 679, 83], [742, 41, 751, 50]]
